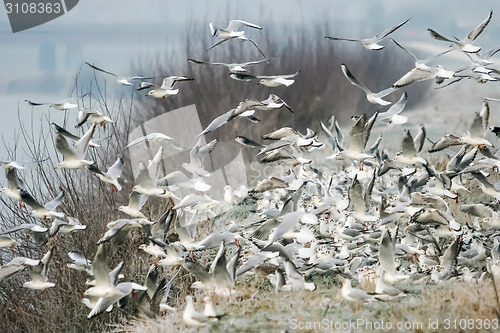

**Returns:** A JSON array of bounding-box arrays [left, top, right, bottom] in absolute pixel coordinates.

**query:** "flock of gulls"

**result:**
[[2, 11, 500, 329]]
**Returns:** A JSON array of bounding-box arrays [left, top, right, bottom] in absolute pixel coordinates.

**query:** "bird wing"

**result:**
[[44, 190, 64, 211], [381, 92, 408, 118], [413, 125, 427, 153], [51, 123, 81, 141], [227, 19, 262, 31], [428, 29, 455, 43], [199, 111, 232, 136], [325, 36, 362, 43], [56, 134, 79, 161], [256, 71, 300, 79], [349, 114, 367, 151], [391, 38, 417, 61], [91, 244, 111, 287], [467, 10, 492, 42], [85, 62, 118, 78], [401, 130, 417, 157], [374, 18, 410, 42], [393, 67, 435, 88], [105, 157, 124, 179], [74, 124, 97, 158], [341, 64, 371, 94], [20, 189, 45, 211], [469, 112, 485, 138]]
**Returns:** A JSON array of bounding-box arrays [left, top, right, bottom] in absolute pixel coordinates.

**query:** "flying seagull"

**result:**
[[428, 10, 493, 53], [208, 19, 268, 61], [326, 18, 410, 50], [85, 61, 154, 86], [341, 64, 396, 105]]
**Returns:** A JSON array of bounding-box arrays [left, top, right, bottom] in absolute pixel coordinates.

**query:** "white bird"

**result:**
[[392, 130, 428, 166], [326, 18, 410, 50], [0, 256, 40, 282], [391, 39, 454, 88], [23, 248, 55, 291], [341, 64, 396, 105], [20, 189, 65, 219], [118, 191, 148, 219], [328, 112, 378, 169], [183, 295, 219, 327], [157, 170, 211, 192], [98, 218, 153, 245], [181, 138, 217, 177], [256, 71, 300, 87], [0, 163, 25, 204], [341, 279, 377, 302], [55, 124, 96, 169], [25, 98, 79, 110], [428, 10, 492, 54], [139, 76, 194, 98], [187, 57, 275, 73], [123, 132, 183, 151], [208, 19, 268, 61], [85, 61, 154, 86], [88, 157, 124, 192], [378, 92, 408, 125], [76, 108, 113, 128]]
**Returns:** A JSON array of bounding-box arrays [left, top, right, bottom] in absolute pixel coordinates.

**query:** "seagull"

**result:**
[[76, 108, 113, 128], [0, 223, 49, 246], [118, 191, 148, 219], [98, 218, 153, 245], [85, 61, 154, 86], [23, 248, 55, 291], [139, 76, 194, 98], [208, 19, 268, 61], [55, 124, 96, 169], [328, 112, 378, 169], [88, 157, 124, 192], [341, 278, 378, 302], [20, 189, 65, 219], [228, 71, 300, 87], [325, 18, 410, 50], [66, 251, 92, 274], [341, 64, 396, 105], [428, 10, 493, 54], [392, 130, 428, 166], [0, 256, 40, 282], [391, 39, 454, 88], [198, 99, 265, 136], [377, 92, 408, 125], [51, 123, 100, 148], [25, 98, 79, 111], [123, 132, 183, 151], [256, 71, 300, 87], [183, 295, 220, 327], [0, 162, 25, 204], [157, 170, 211, 192], [187, 57, 275, 73], [181, 138, 217, 177]]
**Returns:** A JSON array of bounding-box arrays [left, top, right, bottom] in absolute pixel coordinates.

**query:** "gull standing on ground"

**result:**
[[428, 10, 493, 54], [341, 64, 396, 105], [325, 18, 410, 50], [85, 61, 154, 86], [208, 19, 268, 61]]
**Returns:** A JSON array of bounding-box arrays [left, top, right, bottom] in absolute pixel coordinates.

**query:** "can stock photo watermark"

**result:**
[[4, 0, 79, 32]]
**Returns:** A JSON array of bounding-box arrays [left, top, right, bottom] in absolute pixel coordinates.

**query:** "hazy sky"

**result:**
[[0, 0, 499, 160]]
